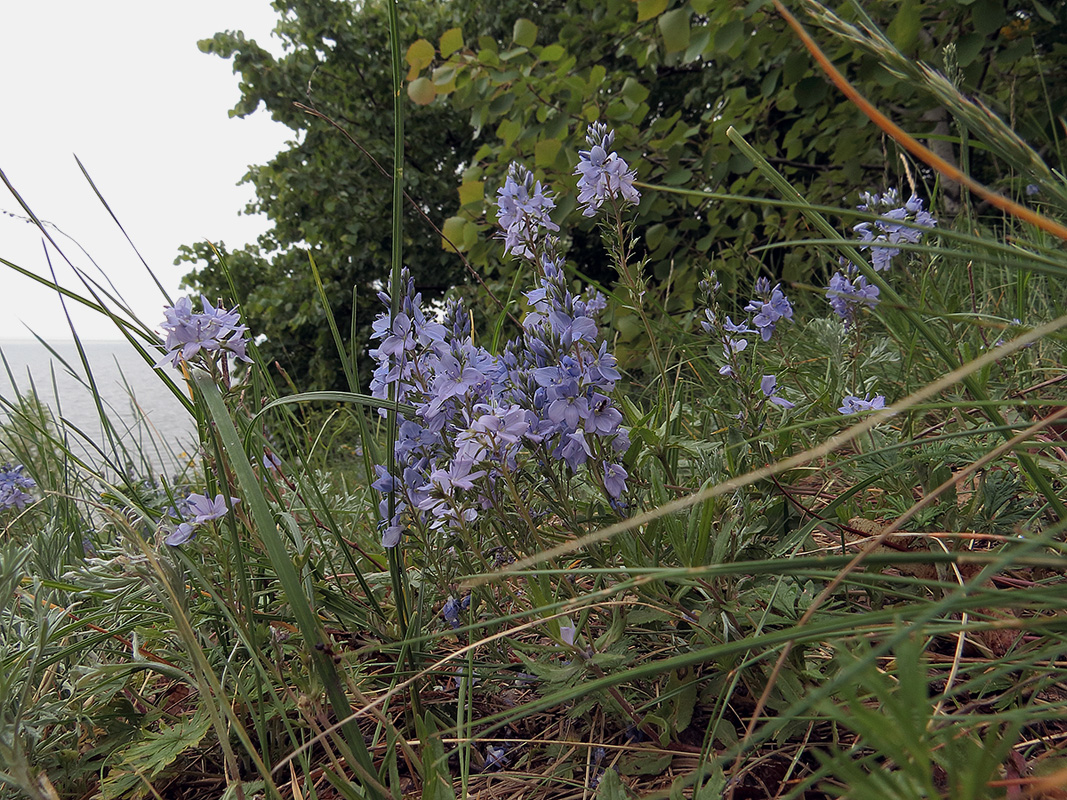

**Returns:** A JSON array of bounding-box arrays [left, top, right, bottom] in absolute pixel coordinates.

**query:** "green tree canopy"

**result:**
[[183, 0, 1066, 389]]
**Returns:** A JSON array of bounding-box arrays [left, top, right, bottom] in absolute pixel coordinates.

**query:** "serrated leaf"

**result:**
[[441, 216, 468, 251], [407, 76, 436, 105], [221, 782, 266, 800], [513, 18, 538, 47], [636, 0, 669, 23], [101, 711, 212, 799], [658, 8, 690, 53], [439, 27, 464, 57]]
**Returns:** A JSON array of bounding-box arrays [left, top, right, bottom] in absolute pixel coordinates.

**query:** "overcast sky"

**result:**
[[0, 1, 292, 341]]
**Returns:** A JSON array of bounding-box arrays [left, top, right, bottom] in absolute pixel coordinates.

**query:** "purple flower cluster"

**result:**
[[704, 276, 793, 377], [496, 163, 560, 259], [158, 295, 252, 370], [574, 122, 640, 217], [369, 261, 630, 547], [744, 277, 794, 342], [165, 492, 239, 546], [371, 129, 635, 549], [854, 189, 937, 271], [0, 463, 35, 510], [826, 268, 880, 327], [699, 274, 796, 412]]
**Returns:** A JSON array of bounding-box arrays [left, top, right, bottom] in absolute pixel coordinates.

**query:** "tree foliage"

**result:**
[[180, 0, 502, 390], [184, 0, 1066, 389]]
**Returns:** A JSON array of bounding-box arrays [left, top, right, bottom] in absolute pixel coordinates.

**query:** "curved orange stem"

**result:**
[[773, 0, 1067, 242]]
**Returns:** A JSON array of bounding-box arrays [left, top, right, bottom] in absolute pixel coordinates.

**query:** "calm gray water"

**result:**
[[0, 339, 197, 477]]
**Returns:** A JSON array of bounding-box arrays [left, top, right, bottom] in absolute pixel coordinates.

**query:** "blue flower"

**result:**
[[370, 150, 633, 547], [497, 163, 560, 258], [442, 595, 470, 629], [744, 283, 793, 342], [826, 269, 879, 327], [165, 492, 239, 546], [575, 123, 640, 217], [0, 463, 35, 510], [854, 190, 937, 271], [603, 462, 628, 499], [484, 744, 509, 771], [159, 295, 252, 369], [760, 375, 795, 409], [838, 394, 887, 415]]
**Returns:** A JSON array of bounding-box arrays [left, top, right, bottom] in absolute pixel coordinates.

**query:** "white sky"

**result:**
[[0, 1, 292, 341]]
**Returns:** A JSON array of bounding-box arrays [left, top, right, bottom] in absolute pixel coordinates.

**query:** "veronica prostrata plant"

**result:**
[[824, 188, 938, 412], [368, 126, 637, 550]]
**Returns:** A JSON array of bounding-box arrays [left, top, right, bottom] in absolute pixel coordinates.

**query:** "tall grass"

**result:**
[[3, 2, 1067, 799]]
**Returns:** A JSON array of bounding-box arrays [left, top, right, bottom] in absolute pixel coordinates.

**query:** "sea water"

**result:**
[[0, 338, 197, 478]]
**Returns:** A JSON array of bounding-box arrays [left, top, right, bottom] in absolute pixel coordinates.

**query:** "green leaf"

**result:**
[[887, 0, 921, 52], [667, 669, 698, 733], [407, 76, 436, 105], [658, 8, 690, 53], [955, 32, 984, 66], [1031, 0, 1058, 22], [100, 711, 212, 799], [595, 768, 631, 800], [416, 713, 455, 800], [972, 0, 1006, 34], [221, 783, 266, 800], [619, 750, 672, 775], [540, 43, 565, 61], [457, 179, 484, 206], [637, 0, 669, 22], [432, 65, 457, 94], [663, 166, 692, 185], [535, 138, 562, 167], [497, 117, 521, 144], [714, 19, 744, 53], [439, 27, 464, 57], [441, 216, 469, 251], [646, 223, 667, 250], [405, 38, 435, 72], [795, 75, 828, 108], [513, 17, 538, 47], [621, 77, 650, 104], [587, 64, 607, 92]]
